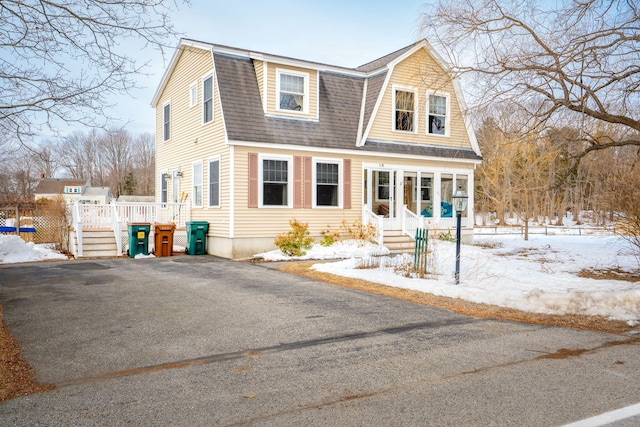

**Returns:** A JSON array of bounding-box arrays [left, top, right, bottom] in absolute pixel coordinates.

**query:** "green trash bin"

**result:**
[[186, 221, 208, 255], [127, 222, 151, 258]]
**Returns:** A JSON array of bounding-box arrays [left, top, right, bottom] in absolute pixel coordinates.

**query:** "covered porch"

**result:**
[[362, 164, 474, 244]]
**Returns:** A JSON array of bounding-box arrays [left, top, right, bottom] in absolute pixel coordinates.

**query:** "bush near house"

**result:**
[[274, 220, 314, 257]]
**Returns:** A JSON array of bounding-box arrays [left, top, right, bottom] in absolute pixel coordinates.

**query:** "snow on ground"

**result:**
[[256, 234, 640, 325], [0, 235, 67, 263]]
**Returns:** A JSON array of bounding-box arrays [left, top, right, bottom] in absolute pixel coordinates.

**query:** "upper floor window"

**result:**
[[277, 69, 308, 113], [262, 157, 291, 207], [189, 82, 198, 108], [428, 94, 448, 135], [208, 157, 220, 208], [163, 102, 171, 141], [192, 161, 203, 208], [394, 89, 416, 132], [203, 75, 213, 124], [315, 161, 341, 207]]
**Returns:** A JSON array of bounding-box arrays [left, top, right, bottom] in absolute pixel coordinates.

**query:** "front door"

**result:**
[[370, 169, 399, 229]]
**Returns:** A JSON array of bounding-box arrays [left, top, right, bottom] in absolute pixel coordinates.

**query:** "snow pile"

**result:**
[[0, 235, 68, 264], [259, 235, 640, 325]]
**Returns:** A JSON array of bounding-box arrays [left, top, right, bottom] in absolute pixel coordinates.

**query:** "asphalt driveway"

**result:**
[[0, 256, 638, 426]]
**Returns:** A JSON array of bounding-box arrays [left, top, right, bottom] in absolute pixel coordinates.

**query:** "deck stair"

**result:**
[[75, 229, 120, 258], [383, 230, 415, 254]]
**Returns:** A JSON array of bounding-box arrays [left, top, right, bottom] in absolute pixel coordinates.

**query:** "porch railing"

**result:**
[[69, 201, 190, 256], [402, 205, 426, 240], [363, 204, 384, 245]]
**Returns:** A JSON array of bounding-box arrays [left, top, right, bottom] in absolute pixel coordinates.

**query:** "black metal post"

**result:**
[[455, 211, 462, 285]]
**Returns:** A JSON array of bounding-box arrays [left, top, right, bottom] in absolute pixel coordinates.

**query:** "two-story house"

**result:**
[[152, 38, 482, 259]]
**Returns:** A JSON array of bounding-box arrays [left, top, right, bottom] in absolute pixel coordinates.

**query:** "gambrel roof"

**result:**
[[152, 39, 482, 162]]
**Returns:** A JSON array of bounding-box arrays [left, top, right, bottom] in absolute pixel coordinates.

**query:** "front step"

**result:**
[[383, 231, 415, 253]]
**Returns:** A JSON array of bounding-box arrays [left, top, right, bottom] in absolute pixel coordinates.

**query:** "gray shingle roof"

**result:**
[[34, 178, 88, 194], [213, 44, 482, 162], [215, 53, 364, 150], [356, 42, 417, 72]]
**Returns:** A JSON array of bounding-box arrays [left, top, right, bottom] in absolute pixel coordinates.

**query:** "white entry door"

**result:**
[[372, 169, 399, 230]]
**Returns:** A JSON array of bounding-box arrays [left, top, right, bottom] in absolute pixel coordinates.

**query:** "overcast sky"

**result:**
[[117, 0, 429, 135]]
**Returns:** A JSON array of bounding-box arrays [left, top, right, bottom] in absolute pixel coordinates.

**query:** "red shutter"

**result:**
[[303, 156, 313, 209], [343, 159, 351, 209], [248, 152, 258, 208], [294, 156, 303, 208]]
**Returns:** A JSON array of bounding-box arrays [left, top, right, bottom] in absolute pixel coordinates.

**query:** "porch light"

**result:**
[[452, 185, 468, 285]]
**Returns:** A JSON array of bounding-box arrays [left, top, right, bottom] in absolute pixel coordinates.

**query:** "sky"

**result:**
[[112, 0, 430, 135], [3, 229, 639, 327]]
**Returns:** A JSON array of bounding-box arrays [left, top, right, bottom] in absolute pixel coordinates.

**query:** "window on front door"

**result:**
[[376, 171, 390, 201]]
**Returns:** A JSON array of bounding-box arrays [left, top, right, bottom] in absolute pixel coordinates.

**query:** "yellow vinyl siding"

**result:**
[[155, 45, 231, 237], [265, 64, 318, 119], [368, 48, 471, 149], [253, 59, 265, 111], [233, 146, 361, 239]]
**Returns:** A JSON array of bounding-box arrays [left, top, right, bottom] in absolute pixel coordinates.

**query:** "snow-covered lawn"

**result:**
[[256, 234, 640, 325]]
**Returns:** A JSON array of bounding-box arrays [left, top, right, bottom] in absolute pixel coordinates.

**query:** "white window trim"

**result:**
[[192, 160, 203, 208], [162, 100, 171, 142], [374, 170, 391, 202], [426, 90, 451, 137], [275, 68, 310, 115], [312, 158, 343, 209], [202, 72, 214, 125], [172, 169, 181, 204], [189, 81, 198, 108], [392, 85, 418, 134], [160, 171, 169, 204], [258, 153, 293, 208], [208, 155, 221, 208]]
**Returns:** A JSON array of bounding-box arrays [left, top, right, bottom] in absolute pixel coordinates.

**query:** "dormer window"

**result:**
[[276, 69, 309, 114], [428, 93, 449, 136], [394, 88, 417, 132]]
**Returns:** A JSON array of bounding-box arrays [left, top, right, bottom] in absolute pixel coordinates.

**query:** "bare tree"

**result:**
[[1, 0, 187, 145], [421, 0, 640, 168], [101, 129, 134, 198], [131, 132, 156, 196]]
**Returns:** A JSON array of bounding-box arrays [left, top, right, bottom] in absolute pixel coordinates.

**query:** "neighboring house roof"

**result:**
[[34, 178, 88, 195], [152, 38, 482, 161], [82, 187, 111, 198], [117, 195, 155, 202]]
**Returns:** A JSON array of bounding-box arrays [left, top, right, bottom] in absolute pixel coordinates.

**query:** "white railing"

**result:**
[[110, 203, 123, 255], [71, 202, 190, 230], [69, 201, 190, 256], [402, 205, 426, 239], [80, 203, 113, 229], [363, 204, 384, 245], [71, 202, 83, 256]]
